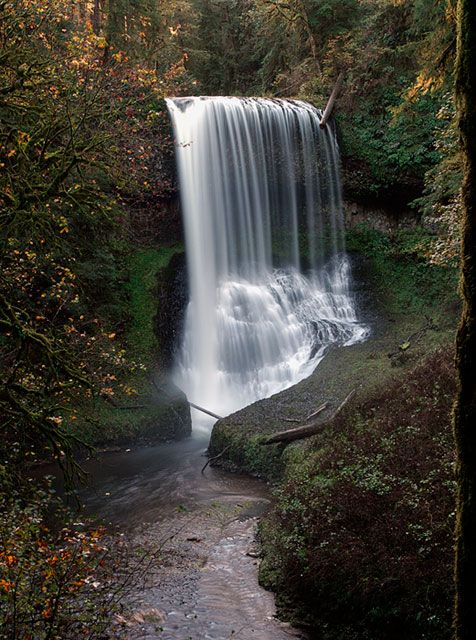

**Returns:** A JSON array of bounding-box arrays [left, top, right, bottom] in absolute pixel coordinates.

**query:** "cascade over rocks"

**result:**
[[166, 97, 368, 427]]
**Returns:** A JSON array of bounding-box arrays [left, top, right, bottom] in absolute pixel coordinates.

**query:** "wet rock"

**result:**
[[149, 377, 191, 440], [155, 251, 188, 371]]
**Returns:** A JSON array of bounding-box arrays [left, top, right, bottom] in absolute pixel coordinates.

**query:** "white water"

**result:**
[[166, 97, 368, 430]]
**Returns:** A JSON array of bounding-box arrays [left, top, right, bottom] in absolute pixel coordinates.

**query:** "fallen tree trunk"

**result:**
[[261, 390, 355, 445], [319, 73, 344, 129], [305, 401, 329, 422], [263, 421, 329, 445], [151, 380, 222, 421], [282, 401, 329, 423]]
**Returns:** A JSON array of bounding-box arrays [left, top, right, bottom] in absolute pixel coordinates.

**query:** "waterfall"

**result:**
[[166, 96, 368, 430]]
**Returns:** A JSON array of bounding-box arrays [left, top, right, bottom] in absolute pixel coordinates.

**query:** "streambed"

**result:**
[[80, 433, 306, 640]]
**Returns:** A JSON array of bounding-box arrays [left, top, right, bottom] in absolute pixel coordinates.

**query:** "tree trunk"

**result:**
[[92, 0, 100, 35], [262, 391, 354, 445], [453, 2, 476, 639]]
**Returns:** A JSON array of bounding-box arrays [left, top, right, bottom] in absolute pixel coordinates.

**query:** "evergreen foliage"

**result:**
[[178, 0, 460, 227]]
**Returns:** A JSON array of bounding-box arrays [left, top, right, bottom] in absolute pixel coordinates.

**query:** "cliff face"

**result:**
[[344, 200, 420, 233], [155, 250, 188, 372]]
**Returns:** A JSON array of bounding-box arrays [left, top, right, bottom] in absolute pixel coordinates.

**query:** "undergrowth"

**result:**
[[0, 476, 115, 639], [346, 223, 458, 315], [259, 346, 456, 640]]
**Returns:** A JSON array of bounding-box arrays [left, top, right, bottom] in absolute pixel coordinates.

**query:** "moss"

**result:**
[[346, 223, 459, 316], [70, 244, 190, 448], [209, 425, 290, 479], [125, 244, 184, 363], [73, 395, 190, 448]]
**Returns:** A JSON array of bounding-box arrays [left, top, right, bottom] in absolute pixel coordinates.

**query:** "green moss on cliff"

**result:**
[[71, 244, 189, 447], [126, 245, 184, 364], [346, 223, 458, 315]]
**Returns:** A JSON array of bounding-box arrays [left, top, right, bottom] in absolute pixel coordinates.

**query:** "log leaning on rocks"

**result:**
[[152, 379, 223, 421], [261, 389, 356, 445], [188, 402, 223, 421]]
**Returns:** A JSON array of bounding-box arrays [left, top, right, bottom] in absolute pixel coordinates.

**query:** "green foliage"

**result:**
[[339, 89, 444, 198], [209, 426, 287, 479], [332, 0, 456, 200], [346, 223, 458, 314], [260, 347, 456, 639], [105, 0, 162, 58], [412, 95, 463, 266], [186, 0, 262, 94], [179, 0, 458, 205], [125, 245, 183, 363]]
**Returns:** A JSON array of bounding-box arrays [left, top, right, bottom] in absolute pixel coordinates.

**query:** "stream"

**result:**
[[79, 433, 306, 640]]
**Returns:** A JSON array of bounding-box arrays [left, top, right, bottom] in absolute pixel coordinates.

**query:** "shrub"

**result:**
[[0, 477, 118, 639], [260, 346, 456, 640], [346, 223, 458, 314]]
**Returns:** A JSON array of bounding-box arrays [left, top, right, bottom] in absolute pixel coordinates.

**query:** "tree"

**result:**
[[0, 0, 146, 480], [186, 0, 261, 94], [453, 1, 476, 639]]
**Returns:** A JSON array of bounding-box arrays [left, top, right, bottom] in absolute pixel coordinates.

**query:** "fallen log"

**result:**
[[281, 401, 329, 423], [304, 401, 329, 422], [152, 380, 223, 421], [319, 72, 344, 129], [261, 390, 355, 445], [263, 422, 328, 445]]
